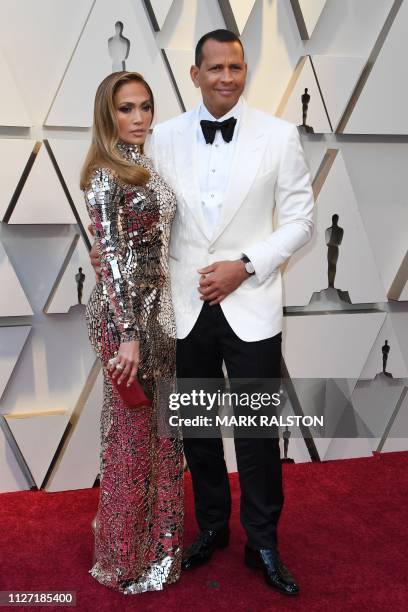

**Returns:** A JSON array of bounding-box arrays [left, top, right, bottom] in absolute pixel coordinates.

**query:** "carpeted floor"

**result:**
[[1, 451, 407, 612]]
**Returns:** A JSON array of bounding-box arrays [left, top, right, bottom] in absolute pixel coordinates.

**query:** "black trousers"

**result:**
[[176, 302, 284, 549]]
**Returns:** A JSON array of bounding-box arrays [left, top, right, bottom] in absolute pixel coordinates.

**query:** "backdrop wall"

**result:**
[[0, 0, 407, 492]]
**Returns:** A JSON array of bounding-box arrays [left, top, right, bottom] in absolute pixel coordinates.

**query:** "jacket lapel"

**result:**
[[210, 101, 267, 245], [173, 105, 212, 241]]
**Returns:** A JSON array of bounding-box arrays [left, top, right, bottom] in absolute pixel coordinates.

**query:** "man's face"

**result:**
[[190, 39, 247, 118]]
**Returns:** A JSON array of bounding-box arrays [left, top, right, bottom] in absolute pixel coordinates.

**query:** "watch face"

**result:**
[[245, 261, 255, 274]]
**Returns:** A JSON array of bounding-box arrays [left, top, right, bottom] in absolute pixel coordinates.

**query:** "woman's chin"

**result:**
[[121, 134, 146, 146]]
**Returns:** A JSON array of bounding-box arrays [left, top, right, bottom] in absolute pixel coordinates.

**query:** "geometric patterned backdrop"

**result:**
[[0, 0, 407, 492]]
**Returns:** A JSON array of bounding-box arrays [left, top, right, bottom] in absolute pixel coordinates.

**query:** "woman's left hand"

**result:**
[[108, 340, 140, 386]]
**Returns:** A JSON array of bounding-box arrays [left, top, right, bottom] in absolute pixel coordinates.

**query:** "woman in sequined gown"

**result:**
[[80, 72, 183, 594]]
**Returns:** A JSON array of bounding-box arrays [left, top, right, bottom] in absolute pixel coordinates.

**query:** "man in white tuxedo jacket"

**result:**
[[148, 30, 314, 596]]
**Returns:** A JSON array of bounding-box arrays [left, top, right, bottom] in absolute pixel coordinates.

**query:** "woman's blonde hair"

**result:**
[[80, 71, 154, 190]]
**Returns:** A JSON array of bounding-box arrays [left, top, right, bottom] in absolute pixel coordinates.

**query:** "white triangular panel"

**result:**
[[0, 140, 36, 221], [388, 313, 408, 373], [316, 379, 368, 460], [0, 326, 31, 399], [45, 236, 93, 314], [323, 377, 379, 458], [282, 378, 371, 462], [323, 437, 373, 461], [297, 0, 327, 38], [46, 366, 102, 491], [219, 0, 257, 35], [346, 0, 408, 134], [311, 56, 366, 131], [163, 49, 200, 111], [301, 140, 328, 179], [144, 0, 175, 30], [283, 151, 387, 306], [0, 245, 33, 316], [284, 313, 386, 461], [283, 313, 386, 379], [352, 375, 406, 452], [8, 143, 76, 224], [381, 390, 408, 453], [279, 57, 331, 133], [47, 139, 92, 239], [243, 0, 298, 116], [0, 51, 31, 126], [0, 426, 29, 492], [288, 379, 364, 461], [399, 275, 408, 301], [339, 146, 408, 296], [46, 0, 180, 127], [359, 316, 408, 380], [5, 411, 70, 488]]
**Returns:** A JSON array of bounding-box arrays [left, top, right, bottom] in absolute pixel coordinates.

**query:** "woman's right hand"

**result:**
[[108, 340, 140, 386]]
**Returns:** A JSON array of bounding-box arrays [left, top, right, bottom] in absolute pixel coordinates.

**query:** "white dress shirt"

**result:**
[[197, 98, 243, 237]]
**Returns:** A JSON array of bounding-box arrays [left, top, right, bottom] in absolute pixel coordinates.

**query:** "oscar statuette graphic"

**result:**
[[298, 87, 314, 134], [308, 214, 352, 307], [75, 267, 85, 305], [382, 340, 392, 378], [281, 426, 295, 464], [108, 21, 130, 72]]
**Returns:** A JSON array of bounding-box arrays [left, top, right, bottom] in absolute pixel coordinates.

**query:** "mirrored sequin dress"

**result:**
[[84, 141, 183, 594]]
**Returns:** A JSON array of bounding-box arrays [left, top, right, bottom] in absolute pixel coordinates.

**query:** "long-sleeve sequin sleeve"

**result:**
[[84, 168, 139, 342]]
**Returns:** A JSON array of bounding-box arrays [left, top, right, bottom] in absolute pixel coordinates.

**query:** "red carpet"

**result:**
[[1, 452, 407, 612]]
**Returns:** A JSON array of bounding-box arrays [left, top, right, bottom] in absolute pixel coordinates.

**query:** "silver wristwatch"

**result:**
[[240, 255, 255, 275]]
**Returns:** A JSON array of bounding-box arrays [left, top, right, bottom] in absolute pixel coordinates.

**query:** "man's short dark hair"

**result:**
[[195, 29, 244, 67]]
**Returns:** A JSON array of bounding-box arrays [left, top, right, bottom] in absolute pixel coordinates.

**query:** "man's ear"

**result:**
[[190, 65, 200, 89]]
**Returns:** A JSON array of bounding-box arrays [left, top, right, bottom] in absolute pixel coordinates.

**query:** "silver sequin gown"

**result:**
[[84, 141, 183, 594]]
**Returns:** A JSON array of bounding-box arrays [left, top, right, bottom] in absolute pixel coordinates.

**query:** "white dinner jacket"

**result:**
[[148, 99, 314, 341]]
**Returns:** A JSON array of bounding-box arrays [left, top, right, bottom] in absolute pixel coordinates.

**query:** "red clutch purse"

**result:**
[[109, 370, 152, 409]]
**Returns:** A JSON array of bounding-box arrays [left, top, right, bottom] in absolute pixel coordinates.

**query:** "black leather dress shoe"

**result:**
[[244, 545, 299, 596], [181, 527, 230, 570]]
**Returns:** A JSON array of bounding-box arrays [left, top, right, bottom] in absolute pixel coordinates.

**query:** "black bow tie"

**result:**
[[200, 117, 237, 144]]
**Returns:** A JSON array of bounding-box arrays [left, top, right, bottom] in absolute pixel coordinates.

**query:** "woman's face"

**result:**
[[114, 80, 153, 146]]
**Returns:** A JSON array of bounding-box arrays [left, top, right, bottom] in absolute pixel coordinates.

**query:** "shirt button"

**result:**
[[208, 247, 215, 254], [211, 194, 214, 198], [214, 144, 219, 148], [212, 169, 216, 173]]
